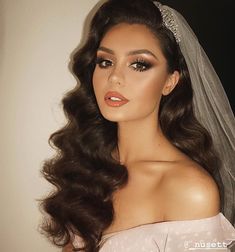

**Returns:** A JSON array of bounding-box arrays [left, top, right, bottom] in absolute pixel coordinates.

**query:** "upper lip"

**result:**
[[104, 91, 129, 101]]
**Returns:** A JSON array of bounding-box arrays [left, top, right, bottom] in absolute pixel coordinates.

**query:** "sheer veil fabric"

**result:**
[[153, 2, 235, 226]]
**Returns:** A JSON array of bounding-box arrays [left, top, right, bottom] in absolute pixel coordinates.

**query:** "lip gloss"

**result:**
[[105, 99, 129, 107], [104, 91, 129, 107]]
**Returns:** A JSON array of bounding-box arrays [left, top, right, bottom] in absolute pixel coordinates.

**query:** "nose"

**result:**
[[108, 64, 124, 86]]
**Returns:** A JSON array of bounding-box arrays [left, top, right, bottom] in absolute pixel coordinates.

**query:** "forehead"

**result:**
[[99, 23, 164, 58]]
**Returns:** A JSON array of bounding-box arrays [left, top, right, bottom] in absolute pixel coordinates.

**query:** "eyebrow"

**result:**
[[97, 46, 158, 60]]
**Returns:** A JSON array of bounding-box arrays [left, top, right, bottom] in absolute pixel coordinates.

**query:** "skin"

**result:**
[[93, 23, 220, 234], [62, 23, 220, 250], [93, 23, 180, 164]]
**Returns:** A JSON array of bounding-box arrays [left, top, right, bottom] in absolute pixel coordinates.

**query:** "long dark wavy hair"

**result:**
[[40, 0, 224, 251]]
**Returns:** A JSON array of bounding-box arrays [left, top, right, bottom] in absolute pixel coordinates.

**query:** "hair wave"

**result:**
[[40, 0, 224, 251]]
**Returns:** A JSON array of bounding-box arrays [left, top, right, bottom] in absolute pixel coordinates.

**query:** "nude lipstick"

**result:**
[[104, 91, 129, 107]]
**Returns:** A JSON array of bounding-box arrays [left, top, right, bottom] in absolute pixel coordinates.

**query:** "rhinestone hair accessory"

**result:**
[[154, 2, 181, 43]]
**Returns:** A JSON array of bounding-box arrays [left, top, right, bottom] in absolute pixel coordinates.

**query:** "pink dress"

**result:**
[[73, 212, 235, 251]]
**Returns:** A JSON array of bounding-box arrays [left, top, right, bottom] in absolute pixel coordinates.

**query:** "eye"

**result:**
[[130, 59, 152, 72], [95, 57, 113, 68]]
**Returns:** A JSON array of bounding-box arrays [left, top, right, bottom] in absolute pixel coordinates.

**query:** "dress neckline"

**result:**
[[102, 212, 222, 238]]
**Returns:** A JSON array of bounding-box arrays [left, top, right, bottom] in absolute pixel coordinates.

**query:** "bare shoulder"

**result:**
[[161, 160, 220, 220]]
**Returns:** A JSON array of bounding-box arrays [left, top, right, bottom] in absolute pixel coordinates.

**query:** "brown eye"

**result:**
[[95, 57, 113, 68], [130, 59, 152, 72]]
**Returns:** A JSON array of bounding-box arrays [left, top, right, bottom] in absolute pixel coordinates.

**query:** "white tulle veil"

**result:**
[[153, 1, 235, 226]]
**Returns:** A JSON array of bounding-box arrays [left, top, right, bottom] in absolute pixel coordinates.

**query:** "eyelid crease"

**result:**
[[134, 57, 150, 63], [96, 55, 151, 64], [96, 56, 112, 60]]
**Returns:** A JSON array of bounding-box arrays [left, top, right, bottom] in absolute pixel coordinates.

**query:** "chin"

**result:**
[[101, 112, 127, 122], [100, 110, 142, 123]]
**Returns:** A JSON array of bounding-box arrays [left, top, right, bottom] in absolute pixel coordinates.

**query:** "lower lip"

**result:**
[[104, 98, 129, 107]]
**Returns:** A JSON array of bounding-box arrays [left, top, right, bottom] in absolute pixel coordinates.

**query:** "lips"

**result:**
[[104, 91, 129, 107]]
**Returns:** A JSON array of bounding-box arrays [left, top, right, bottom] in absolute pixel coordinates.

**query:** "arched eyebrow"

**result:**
[[97, 46, 158, 61]]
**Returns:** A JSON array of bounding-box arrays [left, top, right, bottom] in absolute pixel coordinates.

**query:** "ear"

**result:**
[[162, 71, 180, 96]]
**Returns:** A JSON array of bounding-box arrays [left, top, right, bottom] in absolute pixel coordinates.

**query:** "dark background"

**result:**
[[162, 0, 234, 114]]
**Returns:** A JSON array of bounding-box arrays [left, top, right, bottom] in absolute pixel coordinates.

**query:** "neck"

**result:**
[[116, 112, 165, 165]]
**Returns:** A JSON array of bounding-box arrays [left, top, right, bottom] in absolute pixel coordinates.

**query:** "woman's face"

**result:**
[[92, 23, 178, 122]]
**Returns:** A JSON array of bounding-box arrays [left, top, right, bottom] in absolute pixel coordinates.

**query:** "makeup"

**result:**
[[104, 91, 129, 107]]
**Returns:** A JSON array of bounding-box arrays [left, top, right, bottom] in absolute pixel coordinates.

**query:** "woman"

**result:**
[[40, 0, 235, 251]]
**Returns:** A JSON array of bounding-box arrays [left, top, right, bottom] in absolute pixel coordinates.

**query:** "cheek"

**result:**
[[129, 73, 165, 106]]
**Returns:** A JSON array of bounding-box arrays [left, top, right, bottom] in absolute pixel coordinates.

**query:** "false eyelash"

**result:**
[[95, 56, 152, 72], [95, 57, 113, 68], [131, 58, 152, 72]]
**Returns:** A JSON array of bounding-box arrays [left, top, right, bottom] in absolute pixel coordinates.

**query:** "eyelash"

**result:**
[[95, 57, 152, 72]]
